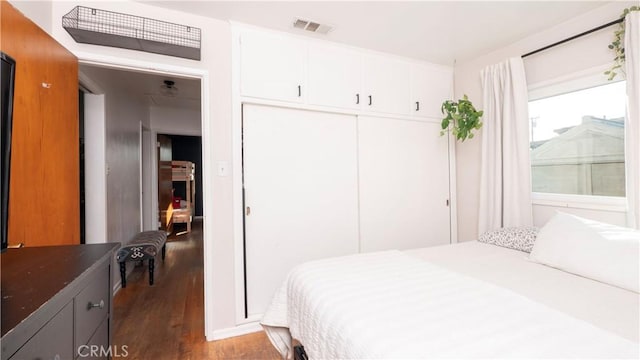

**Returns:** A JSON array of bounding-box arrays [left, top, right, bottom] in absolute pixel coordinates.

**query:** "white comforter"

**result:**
[[261, 250, 639, 359]]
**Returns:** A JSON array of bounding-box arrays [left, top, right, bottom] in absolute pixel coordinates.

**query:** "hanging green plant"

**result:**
[[605, 6, 639, 81], [440, 95, 483, 142]]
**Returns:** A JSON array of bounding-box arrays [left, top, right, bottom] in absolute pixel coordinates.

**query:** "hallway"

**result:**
[[112, 220, 281, 359]]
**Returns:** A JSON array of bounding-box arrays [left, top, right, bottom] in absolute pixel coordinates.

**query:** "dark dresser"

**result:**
[[1, 243, 119, 360]]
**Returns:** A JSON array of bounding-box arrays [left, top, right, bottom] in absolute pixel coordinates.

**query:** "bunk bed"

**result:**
[[171, 160, 195, 234]]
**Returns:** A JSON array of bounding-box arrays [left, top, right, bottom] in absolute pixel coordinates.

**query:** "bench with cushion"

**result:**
[[116, 230, 167, 287]]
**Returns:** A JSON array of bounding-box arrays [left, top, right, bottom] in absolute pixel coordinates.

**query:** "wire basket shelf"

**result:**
[[62, 6, 201, 60]]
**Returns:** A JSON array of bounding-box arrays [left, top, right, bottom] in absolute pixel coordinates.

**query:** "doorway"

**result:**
[[157, 134, 203, 237], [78, 60, 212, 337]]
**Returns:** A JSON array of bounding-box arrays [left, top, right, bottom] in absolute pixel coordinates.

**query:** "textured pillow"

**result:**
[[529, 212, 640, 293], [478, 226, 539, 253]]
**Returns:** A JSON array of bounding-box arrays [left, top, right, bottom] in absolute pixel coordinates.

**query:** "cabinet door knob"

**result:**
[[356, 94, 360, 104], [416, 101, 420, 111], [88, 300, 105, 310], [368, 95, 372, 106], [246, 206, 251, 216], [297, 85, 301, 97]]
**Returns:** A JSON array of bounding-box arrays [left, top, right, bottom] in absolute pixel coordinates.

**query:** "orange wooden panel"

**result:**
[[1, 0, 80, 246]]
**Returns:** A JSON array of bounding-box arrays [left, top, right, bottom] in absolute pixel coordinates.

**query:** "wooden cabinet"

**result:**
[[238, 26, 456, 318], [358, 116, 451, 252], [1, 243, 118, 360], [237, 27, 453, 119], [240, 30, 306, 103], [411, 64, 453, 119], [308, 43, 416, 116], [74, 265, 111, 350], [9, 303, 74, 360], [85, 319, 110, 360], [243, 104, 359, 317], [361, 53, 411, 116], [1, 1, 80, 247], [307, 43, 361, 110]]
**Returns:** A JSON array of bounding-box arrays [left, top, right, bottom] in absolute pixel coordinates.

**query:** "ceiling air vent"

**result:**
[[292, 18, 332, 35]]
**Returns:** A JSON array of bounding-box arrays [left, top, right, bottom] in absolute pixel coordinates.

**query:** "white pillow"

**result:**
[[529, 212, 640, 293]]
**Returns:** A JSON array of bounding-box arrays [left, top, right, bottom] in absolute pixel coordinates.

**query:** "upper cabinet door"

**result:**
[[361, 54, 411, 116], [411, 64, 453, 119], [307, 43, 362, 110], [240, 31, 306, 103]]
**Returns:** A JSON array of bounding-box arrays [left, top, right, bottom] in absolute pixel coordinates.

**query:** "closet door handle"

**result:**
[[356, 94, 360, 104], [416, 101, 420, 111], [297, 85, 301, 97], [368, 95, 372, 106]]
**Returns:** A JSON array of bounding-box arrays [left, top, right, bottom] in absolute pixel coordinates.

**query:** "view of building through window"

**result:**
[[528, 81, 626, 197]]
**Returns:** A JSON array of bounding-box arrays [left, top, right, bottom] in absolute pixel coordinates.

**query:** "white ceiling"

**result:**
[[80, 64, 201, 110], [141, 0, 610, 65]]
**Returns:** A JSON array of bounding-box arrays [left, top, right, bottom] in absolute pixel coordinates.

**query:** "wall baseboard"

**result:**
[[113, 279, 122, 295], [209, 322, 262, 341]]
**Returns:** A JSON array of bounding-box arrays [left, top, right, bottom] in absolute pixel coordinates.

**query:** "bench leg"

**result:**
[[119, 262, 127, 288], [149, 258, 155, 286], [162, 244, 166, 261]]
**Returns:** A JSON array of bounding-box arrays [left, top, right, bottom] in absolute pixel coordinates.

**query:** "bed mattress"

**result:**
[[261, 241, 639, 359]]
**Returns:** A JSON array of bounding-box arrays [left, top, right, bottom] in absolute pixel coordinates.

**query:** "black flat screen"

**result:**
[[1, 52, 16, 252]]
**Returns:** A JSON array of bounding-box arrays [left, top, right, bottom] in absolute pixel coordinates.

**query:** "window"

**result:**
[[528, 81, 626, 197]]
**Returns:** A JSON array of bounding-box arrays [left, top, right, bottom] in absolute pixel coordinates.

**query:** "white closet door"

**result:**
[[243, 104, 359, 317], [358, 116, 451, 252]]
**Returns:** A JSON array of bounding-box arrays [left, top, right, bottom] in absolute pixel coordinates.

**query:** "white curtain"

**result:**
[[625, 11, 640, 229], [478, 57, 533, 236]]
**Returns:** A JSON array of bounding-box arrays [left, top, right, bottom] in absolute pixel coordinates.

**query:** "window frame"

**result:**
[[527, 64, 627, 211]]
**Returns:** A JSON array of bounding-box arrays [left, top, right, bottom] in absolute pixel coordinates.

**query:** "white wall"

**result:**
[[151, 106, 202, 136], [454, 1, 636, 241], [8, 0, 52, 34], [48, 0, 234, 339], [81, 66, 148, 245], [105, 84, 147, 244], [141, 127, 154, 231], [83, 93, 107, 245]]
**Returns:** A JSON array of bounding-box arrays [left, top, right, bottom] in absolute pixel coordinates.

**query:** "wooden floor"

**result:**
[[112, 220, 281, 360]]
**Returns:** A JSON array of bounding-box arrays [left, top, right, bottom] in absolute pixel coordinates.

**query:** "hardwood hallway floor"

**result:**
[[112, 220, 281, 360]]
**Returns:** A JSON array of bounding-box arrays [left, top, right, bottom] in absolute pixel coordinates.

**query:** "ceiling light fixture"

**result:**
[[159, 80, 179, 97]]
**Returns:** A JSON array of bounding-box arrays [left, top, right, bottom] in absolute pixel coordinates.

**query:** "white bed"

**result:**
[[261, 240, 639, 359]]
